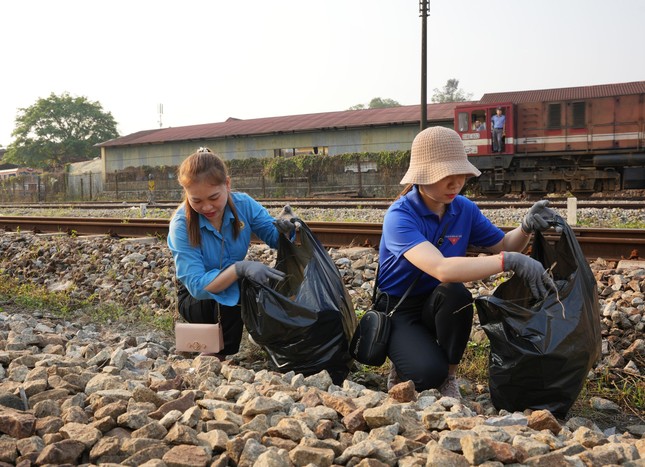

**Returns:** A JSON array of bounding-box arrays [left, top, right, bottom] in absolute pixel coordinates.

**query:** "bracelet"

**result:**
[[500, 252, 505, 271]]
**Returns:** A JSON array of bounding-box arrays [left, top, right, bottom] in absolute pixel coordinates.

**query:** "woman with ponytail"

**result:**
[[168, 147, 296, 359]]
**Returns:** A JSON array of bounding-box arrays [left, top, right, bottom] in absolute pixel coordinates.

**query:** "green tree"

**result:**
[[4, 92, 119, 169], [348, 97, 401, 110], [431, 79, 473, 103]]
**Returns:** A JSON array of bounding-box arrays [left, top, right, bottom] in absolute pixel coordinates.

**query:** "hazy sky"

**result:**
[[1, 0, 644, 147]]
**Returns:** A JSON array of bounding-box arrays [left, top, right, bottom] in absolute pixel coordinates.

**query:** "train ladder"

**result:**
[[493, 167, 505, 190]]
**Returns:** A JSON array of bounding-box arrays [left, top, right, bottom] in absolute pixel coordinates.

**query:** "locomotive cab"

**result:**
[[454, 103, 514, 156], [454, 103, 516, 194]]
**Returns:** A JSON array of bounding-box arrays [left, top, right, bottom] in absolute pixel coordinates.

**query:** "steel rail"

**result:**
[[0, 216, 642, 261], [1, 199, 645, 210], [0, 216, 169, 238]]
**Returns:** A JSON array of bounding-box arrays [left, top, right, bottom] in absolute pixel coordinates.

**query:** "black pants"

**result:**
[[375, 283, 474, 390], [177, 283, 243, 355]]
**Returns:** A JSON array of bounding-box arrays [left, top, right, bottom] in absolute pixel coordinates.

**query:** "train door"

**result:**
[[543, 102, 569, 152], [588, 97, 623, 151], [490, 105, 514, 154]]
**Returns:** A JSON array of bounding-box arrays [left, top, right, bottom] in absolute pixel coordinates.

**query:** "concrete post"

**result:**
[[567, 197, 577, 226]]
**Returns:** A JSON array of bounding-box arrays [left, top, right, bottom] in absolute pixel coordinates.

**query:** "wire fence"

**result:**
[[0, 168, 408, 203]]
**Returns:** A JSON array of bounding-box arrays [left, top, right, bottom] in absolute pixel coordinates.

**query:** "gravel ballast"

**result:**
[[0, 205, 643, 465]]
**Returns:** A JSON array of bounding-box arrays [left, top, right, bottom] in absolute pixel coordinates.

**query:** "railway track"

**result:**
[[1, 198, 644, 211], [1, 216, 642, 262]]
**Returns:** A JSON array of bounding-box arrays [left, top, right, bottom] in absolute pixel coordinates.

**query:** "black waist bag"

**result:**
[[349, 309, 391, 367], [349, 277, 419, 367], [475, 215, 601, 419]]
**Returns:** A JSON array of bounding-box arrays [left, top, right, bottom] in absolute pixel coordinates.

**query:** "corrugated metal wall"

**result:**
[[101, 123, 451, 176]]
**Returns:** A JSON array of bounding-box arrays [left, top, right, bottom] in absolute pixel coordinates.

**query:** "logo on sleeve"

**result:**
[[446, 235, 461, 245]]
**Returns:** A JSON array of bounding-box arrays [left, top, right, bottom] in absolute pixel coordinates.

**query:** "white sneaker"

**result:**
[[439, 375, 461, 399], [387, 365, 401, 390]]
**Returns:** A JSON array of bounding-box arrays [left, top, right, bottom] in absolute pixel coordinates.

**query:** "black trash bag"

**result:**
[[240, 218, 357, 385], [475, 214, 601, 418]]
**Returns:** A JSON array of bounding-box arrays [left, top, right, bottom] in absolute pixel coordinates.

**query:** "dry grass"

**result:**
[[459, 338, 645, 429]]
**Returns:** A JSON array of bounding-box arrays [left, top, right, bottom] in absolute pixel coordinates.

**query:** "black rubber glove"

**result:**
[[503, 252, 555, 299], [521, 200, 557, 234], [274, 218, 295, 235], [274, 204, 298, 235], [235, 261, 285, 283]]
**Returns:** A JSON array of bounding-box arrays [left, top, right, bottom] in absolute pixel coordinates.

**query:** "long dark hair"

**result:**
[[177, 148, 241, 247]]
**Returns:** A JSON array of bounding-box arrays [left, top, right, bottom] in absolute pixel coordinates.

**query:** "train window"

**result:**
[[273, 146, 328, 157], [472, 111, 486, 130], [571, 102, 586, 128], [547, 103, 562, 129], [457, 112, 469, 132]]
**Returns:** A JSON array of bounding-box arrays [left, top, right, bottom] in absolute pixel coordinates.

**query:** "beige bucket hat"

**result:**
[[400, 126, 481, 185]]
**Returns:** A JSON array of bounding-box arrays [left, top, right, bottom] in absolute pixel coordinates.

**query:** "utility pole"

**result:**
[[158, 103, 164, 128], [419, 0, 430, 131]]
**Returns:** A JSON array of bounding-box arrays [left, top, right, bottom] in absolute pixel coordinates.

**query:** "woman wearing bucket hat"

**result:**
[[376, 126, 557, 397]]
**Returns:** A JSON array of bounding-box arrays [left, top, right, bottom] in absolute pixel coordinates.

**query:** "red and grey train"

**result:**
[[454, 81, 645, 195]]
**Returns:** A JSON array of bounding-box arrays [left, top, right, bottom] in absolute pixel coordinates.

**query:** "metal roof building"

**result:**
[[97, 103, 459, 175]]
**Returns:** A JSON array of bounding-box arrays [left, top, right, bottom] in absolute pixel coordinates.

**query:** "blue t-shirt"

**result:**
[[492, 114, 506, 129], [378, 186, 504, 297], [167, 192, 280, 306]]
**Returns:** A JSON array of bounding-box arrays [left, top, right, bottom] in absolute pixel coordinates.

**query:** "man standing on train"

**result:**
[[491, 107, 506, 152]]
